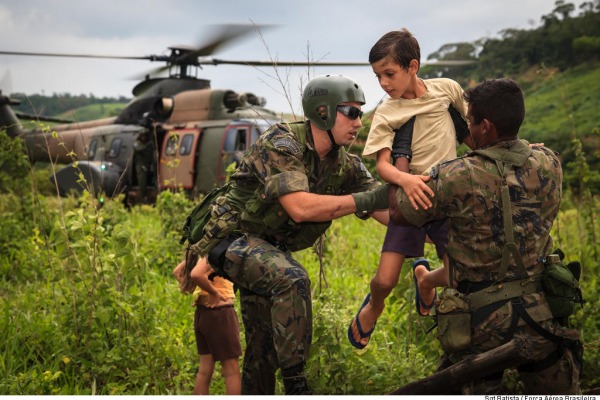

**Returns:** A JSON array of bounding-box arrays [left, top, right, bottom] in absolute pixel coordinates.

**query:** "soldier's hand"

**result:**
[[352, 184, 390, 215]]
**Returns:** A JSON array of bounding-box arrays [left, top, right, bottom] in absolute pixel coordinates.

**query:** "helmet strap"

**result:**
[[326, 129, 340, 153]]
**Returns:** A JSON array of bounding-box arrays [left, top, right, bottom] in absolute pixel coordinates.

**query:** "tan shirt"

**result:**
[[194, 276, 235, 307], [363, 78, 467, 175]]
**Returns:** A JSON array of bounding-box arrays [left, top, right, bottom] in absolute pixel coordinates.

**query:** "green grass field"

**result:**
[[1, 182, 598, 394]]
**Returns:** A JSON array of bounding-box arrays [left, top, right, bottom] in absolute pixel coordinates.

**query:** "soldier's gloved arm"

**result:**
[[449, 104, 469, 144], [391, 116, 415, 164], [352, 183, 390, 217]]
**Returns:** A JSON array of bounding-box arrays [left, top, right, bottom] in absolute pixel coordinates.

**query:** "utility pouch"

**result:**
[[435, 288, 472, 353], [542, 254, 584, 319], [180, 183, 230, 246], [190, 196, 239, 258]]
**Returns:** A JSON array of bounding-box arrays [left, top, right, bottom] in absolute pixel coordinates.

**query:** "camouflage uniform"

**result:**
[[133, 131, 155, 201], [396, 139, 582, 395], [197, 121, 379, 394]]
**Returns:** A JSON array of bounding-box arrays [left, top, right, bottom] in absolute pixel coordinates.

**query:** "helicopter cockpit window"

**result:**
[[165, 134, 179, 156], [87, 138, 98, 159], [179, 134, 194, 156], [224, 128, 248, 152], [107, 138, 123, 159]]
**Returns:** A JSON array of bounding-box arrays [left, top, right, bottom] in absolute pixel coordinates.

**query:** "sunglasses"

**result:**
[[336, 105, 363, 120]]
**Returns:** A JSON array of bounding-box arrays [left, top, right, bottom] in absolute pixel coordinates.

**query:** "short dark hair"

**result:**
[[463, 79, 525, 139], [369, 28, 420, 72]]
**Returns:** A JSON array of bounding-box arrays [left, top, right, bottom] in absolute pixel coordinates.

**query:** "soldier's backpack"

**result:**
[[472, 143, 585, 320], [175, 182, 232, 292], [179, 182, 231, 247]]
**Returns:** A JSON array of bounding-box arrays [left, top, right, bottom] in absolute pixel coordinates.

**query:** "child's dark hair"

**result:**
[[369, 28, 421, 72]]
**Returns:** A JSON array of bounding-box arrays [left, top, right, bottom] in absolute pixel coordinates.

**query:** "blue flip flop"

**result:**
[[413, 259, 437, 317], [348, 293, 375, 349]]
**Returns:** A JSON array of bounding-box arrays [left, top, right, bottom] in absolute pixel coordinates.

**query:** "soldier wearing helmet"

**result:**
[[302, 74, 367, 152], [180, 75, 390, 395]]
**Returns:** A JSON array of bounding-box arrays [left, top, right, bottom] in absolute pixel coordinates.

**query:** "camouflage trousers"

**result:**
[[441, 299, 583, 395], [220, 234, 312, 395]]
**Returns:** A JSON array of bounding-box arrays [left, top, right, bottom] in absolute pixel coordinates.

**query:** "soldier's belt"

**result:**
[[467, 274, 544, 312]]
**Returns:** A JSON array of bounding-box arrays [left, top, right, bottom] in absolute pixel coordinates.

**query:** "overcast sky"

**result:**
[[0, 0, 586, 115]]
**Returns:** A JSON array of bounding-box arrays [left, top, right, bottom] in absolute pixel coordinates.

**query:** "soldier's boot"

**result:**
[[282, 363, 312, 395]]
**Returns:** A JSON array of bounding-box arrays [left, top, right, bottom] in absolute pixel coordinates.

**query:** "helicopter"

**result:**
[[0, 25, 474, 205]]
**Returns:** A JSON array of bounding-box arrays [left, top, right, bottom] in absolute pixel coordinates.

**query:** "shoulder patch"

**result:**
[[359, 161, 373, 179], [272, 137, 302, 156]]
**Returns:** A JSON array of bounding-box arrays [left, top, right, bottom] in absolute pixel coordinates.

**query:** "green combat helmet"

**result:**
[[302, 75, 365, 131]]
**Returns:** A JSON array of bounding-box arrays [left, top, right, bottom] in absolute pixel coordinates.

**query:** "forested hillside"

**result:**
[[421, 0, 600, 82], [10, 93, 130, 118], [421, 0, 600, 191]]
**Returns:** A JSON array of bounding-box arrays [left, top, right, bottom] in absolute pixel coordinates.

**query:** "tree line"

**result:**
[[422, 0, 600, 83], [420, 0, 600, 194], [9, 92, 131, 118]]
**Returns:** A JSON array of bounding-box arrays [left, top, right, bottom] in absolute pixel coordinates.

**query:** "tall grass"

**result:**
[[2, 181, 597, 394], [1, 125, 599, 394]]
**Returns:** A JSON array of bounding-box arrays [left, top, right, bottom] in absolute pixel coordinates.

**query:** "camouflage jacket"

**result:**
[[224, 121, 379, 252], [397, 139, 562, 282]]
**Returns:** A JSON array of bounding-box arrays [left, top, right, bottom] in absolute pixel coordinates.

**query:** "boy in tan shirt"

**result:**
[[348, 28, 468, 349]]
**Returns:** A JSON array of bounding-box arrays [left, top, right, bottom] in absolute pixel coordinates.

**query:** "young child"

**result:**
[[173, 257, 242, 394], [348, 28, 468, 349]]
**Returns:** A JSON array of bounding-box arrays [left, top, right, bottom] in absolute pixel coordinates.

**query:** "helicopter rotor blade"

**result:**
[[132, 23, 275, 79], [0, 23, 272, 70], [187, 24, 274, 59], [207, 58, 369, 67], [1, 23, 475, 91], [421, 60, 476, 66], [0, 49, 475, 69], [203, 58, 475, 67], [0, 50, 151, 61]]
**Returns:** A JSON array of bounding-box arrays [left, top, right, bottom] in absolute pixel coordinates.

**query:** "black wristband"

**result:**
[[392, 116, 415, 161]]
